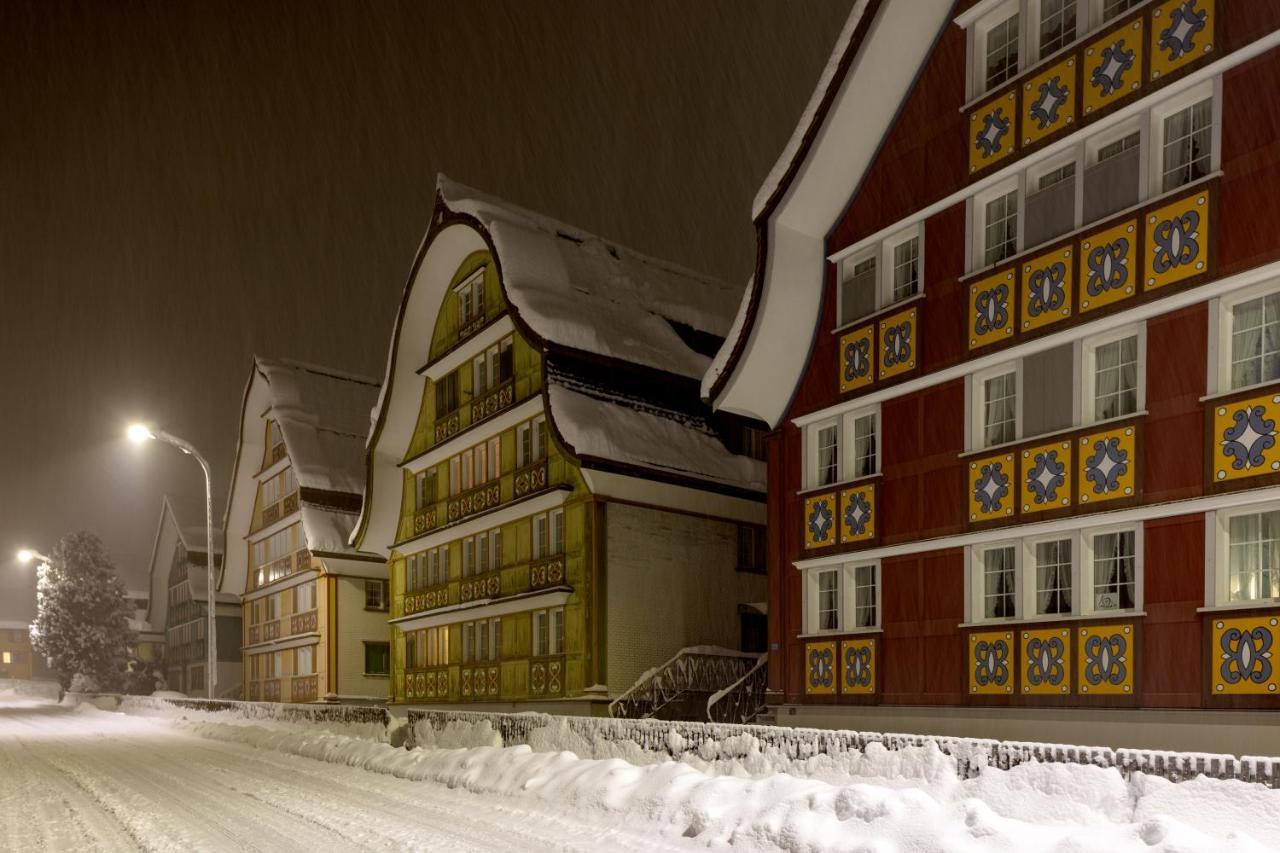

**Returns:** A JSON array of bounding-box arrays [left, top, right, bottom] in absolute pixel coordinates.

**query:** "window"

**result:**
[[1084, 128, 1141, 223], [533, 415, 548, 461], [839, 255, 877, 326], [488, 619, 502, 661], [550, 508, 565, 556], [472, 353, 488, 398], [737, 525, 766, 573], [295, 581, 316, 613], [406, 627, 449, 668], [295, 645, 314, 675], [364, 642, 390, 675], [414, 470, 436, 510], [517, 421, 532, 467], [2, 652, 9, 665], [850, 413, 877, 479], [1230, 292, 1280, 389], [805, 406, 879, 489], [1092, 530, 1136, 610], [1101, 0, 1141, 22], [1160, 97, 1212, 193], [533, 610, 548, 656], [488, 529, 502, 572], [457, 271, 484, 328], [890, 235, 920, 302], [463, 536, 476, 577], [818, 569, 841, 631], [1025, 160, 1076, 246], [983, 189, 1019, 267], [816, 423, 839, 486], [462, 621, 475, 662], [1092, 334, 1139, 420], [739, 426, 768, 461], [498, 337, 514, 383], [836, 226, 924, 327], [551, 608, 564, 655], [460, 449, 473, 491], [435, 371, 460, 417], [804, 562, 881, 633], [487, 436, 501, 482], [981, 369, 1018, 447], [1035, 538, 1073, 615], [983, 546, 1018, 618], [448, 457, 461, 497], [984, 12, 1020, 91], [1037, 0, 1075, 56], [1227, 511, 1280, 602], [364, 579, 388, 611], [853, 564, 877, 629], [533, 510, 564, 559]]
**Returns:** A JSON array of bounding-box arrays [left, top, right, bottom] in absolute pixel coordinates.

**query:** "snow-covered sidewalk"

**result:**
[[3, 694, 1279, 852]]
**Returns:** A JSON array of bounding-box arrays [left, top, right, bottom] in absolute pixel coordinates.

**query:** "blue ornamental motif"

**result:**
[[1026, 450, 1066, 505], [1082, 633, 1128, 687], [973, 638, 1010, 687], [974, 462, 1011, 514], [1220, 406, 1277, 471], [1151, 210, 1200, 274], [844, 491, 872, 538], [1090, 40, 1135, 97], [1084, 437, 1129, 495], [883, 321, 913, 369], [1025, 636, 1066, 687], [1219, 626, 1274, 686], [974, 285, 1009, 337], [1086, 238, 1130, 297], [808, 646, 835, 689], [1029, 76, 1069, 130], [844, 644, 873, 689], [808, 499, 834, 544], [975, 107, 1010, 159], [843, 337, 871, 383], [1158, 0, 1208, 62], [1026, 262, 1067, 318]]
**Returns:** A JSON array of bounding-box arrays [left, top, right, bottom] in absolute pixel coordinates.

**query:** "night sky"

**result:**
[[0, 0, 852, 619]]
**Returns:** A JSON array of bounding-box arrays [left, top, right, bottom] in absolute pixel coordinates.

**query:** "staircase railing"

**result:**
[[608, 645, 759, 720], [706, 653, 768, 724]]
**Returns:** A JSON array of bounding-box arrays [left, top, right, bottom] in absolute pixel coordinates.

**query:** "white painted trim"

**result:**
[[420, 315, 515, 383], [1079, 321, 1146, 426], [402, 396, 543, 475], [241, 633, 321, 654], [255, 455, 292, 483], [242, 568, 321, 603], [958, 611, 1146, 629], [799, 558, 882, 635], [794, 258, 1280, 430], [1206, 278, 1280, 397], [246, 510, 303, 546], [1207, 498, 1280, 609], [391, 589, 572, 632], [578, 469, 766, 525], [794, 486, 1280, 571]]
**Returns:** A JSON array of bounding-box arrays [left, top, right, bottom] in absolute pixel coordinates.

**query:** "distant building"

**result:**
[[144, 496, 240, 697], [355, 176, 768, 713], [0, 620, 36, 681], [124, 589, 164, 673], [221, 357, 388, 704]]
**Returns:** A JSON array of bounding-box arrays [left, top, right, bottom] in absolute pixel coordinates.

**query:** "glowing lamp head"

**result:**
[[16, 549, 34, 564], [127, 424, 155, 445]]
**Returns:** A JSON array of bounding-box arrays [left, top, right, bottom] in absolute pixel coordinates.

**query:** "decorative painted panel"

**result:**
[[1212, 391, 1280, 483], [969, 453, 1016, 523], [1022, 57, 1077, 147], [969, 90, 1018, 175], [1082, 18, 1145, 117], [1020, 245, 1074, 332], [1020, 440, 1073, 513], [804, 641, 837, 695], [969, 630, 1015, 695], [839, 325, 875, 394], [1149, 0, 1214, 81], [1020, 628, 1072, 695], [878, 307, 917, 381], [839, 485, 875, 544], [1077, 424, 1136, 506], [1144, 189, 1210, 292], [1210, 613, 1279, 695], [530, 657, 565, 696], [840, 638, 875, 694], [1077, 624, 1134, 695], [405, 667, 450, 701], [1079, 219, 1138, 313], [969, 269, 1015, 350], [803, 493, 838, 549]]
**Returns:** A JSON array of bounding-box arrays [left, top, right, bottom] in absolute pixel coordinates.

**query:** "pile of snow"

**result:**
[[0, 678, 60, 702], [119, 694, 395, 742]]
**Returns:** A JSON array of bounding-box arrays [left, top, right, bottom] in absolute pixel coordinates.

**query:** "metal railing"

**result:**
[[609, 646, 760, 720], [706, 653, 768, 724]]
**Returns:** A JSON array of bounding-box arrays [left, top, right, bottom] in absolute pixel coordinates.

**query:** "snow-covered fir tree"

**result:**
[[32, 531, 136, 691]]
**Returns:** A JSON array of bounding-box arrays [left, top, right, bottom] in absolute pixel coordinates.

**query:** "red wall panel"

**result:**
[[1143, 304, 1207, 502], [1141, 515, 1204, 707]]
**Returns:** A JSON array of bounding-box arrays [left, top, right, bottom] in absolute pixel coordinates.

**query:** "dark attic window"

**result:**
[[665, 318, 724, 358]]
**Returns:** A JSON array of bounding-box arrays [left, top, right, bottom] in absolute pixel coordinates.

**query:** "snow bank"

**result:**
[[118, 695, 395, 742], [0, 678, 60, 702]]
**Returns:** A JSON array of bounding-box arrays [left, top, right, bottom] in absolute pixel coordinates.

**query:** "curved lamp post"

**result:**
[[16, 549, 50, 565], [128, 424, 218, 698]]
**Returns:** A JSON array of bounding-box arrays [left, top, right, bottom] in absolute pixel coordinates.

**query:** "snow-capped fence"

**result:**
[[117, 695, 396, 739], [406, 707, 1280, 788]]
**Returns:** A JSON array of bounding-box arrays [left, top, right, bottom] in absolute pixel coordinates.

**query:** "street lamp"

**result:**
[[128, 423, 218, 698], [16, 549, 50, 564]]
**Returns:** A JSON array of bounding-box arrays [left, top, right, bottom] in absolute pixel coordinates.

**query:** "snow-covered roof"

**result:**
[[438, 176, 741, 381], [0, 619, 31, 631], [705, 0, 954, 425]]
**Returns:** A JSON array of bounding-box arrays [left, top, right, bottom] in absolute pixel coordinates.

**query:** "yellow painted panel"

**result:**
[[1020, 245, 1074, 332], [803, 493, 837, 550], [1021, 57, 1077, 147], [1019, 440, 1073, 513], [1144, 189, 1211, 292], [1150, 0, 1215, 81], [969, 452, 1017, 523], [839, 325, 875, 393], [1079, 218, 1139, 313], [1020, 627, 1072, 695], [1082, 18, 1145, 117], [1211, 391, 1280, 483], [1077, 624, 1135, 695], [841, 638, 876, 694], [877, 306, 917, 380], [969, 631, 1015, 695], [1210, 613, 1280, 695], [968, 268, 1016, 351], [1078, 424, 1136, 506], [804, 641, 837, 695], [839, 485, 875, 544], [969, 90, 1018, 175]]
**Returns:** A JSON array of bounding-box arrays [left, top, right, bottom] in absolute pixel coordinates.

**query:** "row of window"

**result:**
[[1, 650, 22, 666], [248, 581, 318, 626], [251, 523, 304, 573], [259, 465, 297, 512], [248, 645, 314, 680], [412, 414, 549, 509], [456, 269, 486, 329], [803, 505, 1280, 633], [166, 619, 205, 648], [461, 618, 501, 663], [404, 606, 567, 669], [168, 583, 192, 608], [405, 509, 566, 592], [433, 335, 515, 417]]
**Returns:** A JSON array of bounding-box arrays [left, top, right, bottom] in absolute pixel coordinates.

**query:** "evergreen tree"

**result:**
[[32, 531, 136, 691]]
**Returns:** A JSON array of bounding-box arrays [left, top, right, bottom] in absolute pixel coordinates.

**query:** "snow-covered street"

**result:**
[[0, 697, 692, 853]]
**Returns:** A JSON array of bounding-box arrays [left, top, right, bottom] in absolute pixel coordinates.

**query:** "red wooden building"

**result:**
[[706, 0, 1280, 752]]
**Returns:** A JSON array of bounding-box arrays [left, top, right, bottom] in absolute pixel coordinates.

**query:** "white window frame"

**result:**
[[1079, 323, 1146, 425], [802, 560, 883, 635], [836, 224, 925, 329], [1080, 523, 1144, 615], [1023, 530, 1080, 618], [972, 177, 1024, 274], [1208, 504, 1280, 609], [1028, 0, 1085, 63], [1148, 79, 1220, 200], [805, 416, 841, 489], [969, 540, 1023, 622], [1024, 147, 1084, 249], [845, 406, 881, 481], [805, 405, 881, 490], [1208, 280, 1280, 396], [967, 360, 1023, 451], [968, 0, 1025, 100]]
